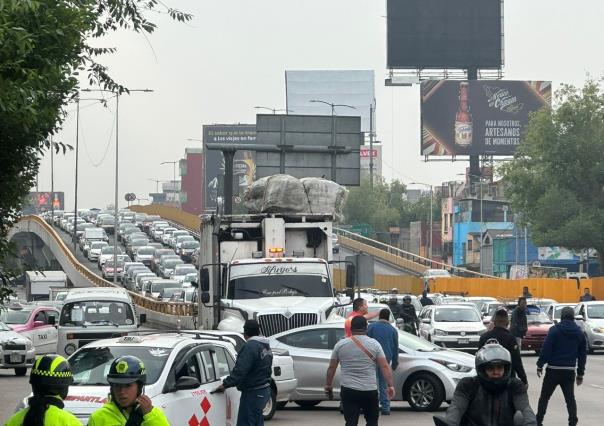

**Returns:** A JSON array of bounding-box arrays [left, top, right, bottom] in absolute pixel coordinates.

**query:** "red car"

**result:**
[[506, 304, 554, 353]]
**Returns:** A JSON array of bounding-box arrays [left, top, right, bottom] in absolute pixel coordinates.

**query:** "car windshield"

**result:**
[[183, 274, 197, 283], [101, 247, 121, 254], [60, 301, 135, 326], [587, 305, 604, 319], [137, 248, 155, 255], [0, 321, 11, 331], [434, 308, 480, 322], [229, 262, 332, 299], [174, 266, 196, 275], [151, 282, 180, 293], [91, 242, 107, 249], [527, 311, 553, 324], [397, 329, 443, 352], [105, 261, 125, 268], [164, 259, 183, 268], [155, 250, 174, 258], [70, 346, 171, 386], [182, 241, 199, 249], [0, 309, 32, 324]]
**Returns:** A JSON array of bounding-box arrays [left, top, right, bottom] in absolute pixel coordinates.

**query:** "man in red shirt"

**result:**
[[345, 298, 380, 337]]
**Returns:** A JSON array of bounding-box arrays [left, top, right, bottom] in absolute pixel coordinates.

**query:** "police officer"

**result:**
[[88, 356, 169, 426], [5, 354, 81, 426], [399, 295, 419, 335]]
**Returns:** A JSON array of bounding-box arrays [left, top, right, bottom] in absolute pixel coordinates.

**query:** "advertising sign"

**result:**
[[22, 192, 64, 214], [202, 125, 256, 210], [387, 0, 503, 69], [421, 80, 551, 156], [360, 145, 382, 177]]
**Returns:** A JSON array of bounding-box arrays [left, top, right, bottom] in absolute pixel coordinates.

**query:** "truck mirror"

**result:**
[[200, 268, 210, 292], [201, 292, 211, 304], [345, 264, 356, 289], [139, 313, 147, 325]]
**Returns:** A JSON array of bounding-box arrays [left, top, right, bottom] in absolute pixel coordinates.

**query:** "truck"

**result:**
[[198, 213, 354, 335], [25, 271, 67, 302]]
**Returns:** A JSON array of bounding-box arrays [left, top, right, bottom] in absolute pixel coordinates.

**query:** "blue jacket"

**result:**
[[537, 320, 587, 376], [223, 336, 273, 391], [367, 320, 399, 368]]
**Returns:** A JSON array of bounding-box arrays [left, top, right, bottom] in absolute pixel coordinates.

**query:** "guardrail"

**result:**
[[17, 216, 196, 318], [334, 227, 499, 279]]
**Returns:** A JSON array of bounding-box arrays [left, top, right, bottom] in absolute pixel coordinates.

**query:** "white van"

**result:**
[[57, 287, 145, 357]]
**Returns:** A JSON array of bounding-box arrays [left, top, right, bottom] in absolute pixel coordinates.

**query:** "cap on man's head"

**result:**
[[243, 319, 261, 337], [560, 307, 575, 321], [350, 315, 368, 332]]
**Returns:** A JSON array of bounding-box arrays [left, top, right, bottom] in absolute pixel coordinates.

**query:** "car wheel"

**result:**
[[585, 334, 594, 354], [263, 387, 277, 421], [294, 400, 321, 408], [14, 367, 27, 376], [276, 401, 288, 410], [405, 373, 444, 411]]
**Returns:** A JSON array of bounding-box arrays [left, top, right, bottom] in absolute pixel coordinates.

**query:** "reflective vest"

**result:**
[[87, 401, 169, 426], [4, 405, 81, 426]]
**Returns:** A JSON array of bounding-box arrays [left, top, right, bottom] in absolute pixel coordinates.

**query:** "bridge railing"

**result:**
[[334, 227, 498, 279]]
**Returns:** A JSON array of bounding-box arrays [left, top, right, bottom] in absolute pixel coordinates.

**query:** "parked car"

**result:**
[[418, 304, 486, 351], [574, 301, 604, 353], [270, 321, 475, 411], [545, 303, 577, 324]]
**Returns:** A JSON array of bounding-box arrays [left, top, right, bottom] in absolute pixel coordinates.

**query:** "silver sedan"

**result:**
[[269, 320, 475, 411]]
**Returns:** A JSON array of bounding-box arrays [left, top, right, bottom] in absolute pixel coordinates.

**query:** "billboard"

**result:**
[[421, 80, 551, 156], [255, 114, 362, 186], [22, 192, 64, 214], [285, 70, 375, 132], [387, 0, 503, 69], [360, 145, 382, 177], [203, 125, 256, 210]]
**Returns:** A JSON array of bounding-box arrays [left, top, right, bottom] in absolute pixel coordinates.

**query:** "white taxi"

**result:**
[[0, 320, 35, 376]]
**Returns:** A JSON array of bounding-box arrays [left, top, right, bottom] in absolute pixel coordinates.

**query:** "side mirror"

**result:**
[[33, 321, 45, 328], [345, 264, 356, 289], [174, 376, 200, 391], [48, 316, 56, 326], [200, 268, 210, 292], [201, 292, 211, 304], [575, 315, 584, 321], [139, 314, 147, 325]]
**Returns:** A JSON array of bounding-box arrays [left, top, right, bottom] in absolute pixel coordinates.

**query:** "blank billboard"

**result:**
[[387, 0, 503, 69]]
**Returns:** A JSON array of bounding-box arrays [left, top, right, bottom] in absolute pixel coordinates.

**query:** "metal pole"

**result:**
[[113, 94, 119, 284], [223, 150, 235, 215], [429, 185, 433, 261], [173, 162, 176, 205], [479, 181, 483, 274], [50, 136, 54, 223], [524, 226, 528, 270], [369, 105, 374, 189], [73, 98, 80, 251], [330, 114, 336, 181]]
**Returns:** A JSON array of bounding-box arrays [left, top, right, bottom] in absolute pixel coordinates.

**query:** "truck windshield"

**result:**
[[60, 301, 135, 327], [228, 262, 332, 299]]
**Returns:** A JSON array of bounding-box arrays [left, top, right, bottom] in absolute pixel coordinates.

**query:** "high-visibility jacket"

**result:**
[[4, 405, 81, 426], [88, 401, 169, 426]]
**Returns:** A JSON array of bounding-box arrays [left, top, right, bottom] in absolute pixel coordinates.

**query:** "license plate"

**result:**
[[458, 338, 469, 345], [10, 353, 22, 363]]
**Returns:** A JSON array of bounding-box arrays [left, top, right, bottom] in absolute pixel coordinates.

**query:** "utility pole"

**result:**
[[369, 103, 374, 189], [50, 136, 54, 222], [73, 99, 80, 251]]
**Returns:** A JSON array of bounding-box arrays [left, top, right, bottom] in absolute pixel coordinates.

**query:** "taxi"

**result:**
[[0, 320, 35, 376], [0, 303, 59, 355]]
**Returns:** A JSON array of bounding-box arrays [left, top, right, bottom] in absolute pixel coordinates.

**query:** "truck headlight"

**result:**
[[430, 358, 473, 373], [433, 329, 448, 336], [64, 343, 77, 356]]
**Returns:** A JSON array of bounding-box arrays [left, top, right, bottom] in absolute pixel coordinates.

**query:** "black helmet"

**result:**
[[475, 343, 512, 394], [403, 295, 412, 302], [30, 354, 73, 388], [107, 356, 147, 385]]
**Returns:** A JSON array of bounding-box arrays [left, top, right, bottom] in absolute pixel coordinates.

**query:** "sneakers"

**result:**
[[381, 409, 391, 415]]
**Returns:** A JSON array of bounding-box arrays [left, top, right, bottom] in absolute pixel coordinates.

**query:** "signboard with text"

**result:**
[[421, 80, 551, 156], [22, 192, 64, 214]]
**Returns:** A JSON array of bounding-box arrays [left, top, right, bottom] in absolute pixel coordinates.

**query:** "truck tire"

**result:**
[[14, 367, 27, 376], [263, 386, 277, 421], [294, 400, 321, 408]]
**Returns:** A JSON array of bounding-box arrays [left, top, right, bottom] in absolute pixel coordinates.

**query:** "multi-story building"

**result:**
[[179, 148, 203, 215]]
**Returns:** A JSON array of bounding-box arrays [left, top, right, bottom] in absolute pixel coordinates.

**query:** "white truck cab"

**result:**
[[57, 287, 144, 357]]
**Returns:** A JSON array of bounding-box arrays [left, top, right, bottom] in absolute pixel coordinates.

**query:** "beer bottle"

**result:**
[[455, 82, 473, 147]]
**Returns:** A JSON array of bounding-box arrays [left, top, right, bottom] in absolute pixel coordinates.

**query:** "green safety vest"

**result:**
[[87, 401, 169, 426], [4, 405, 81, 426]]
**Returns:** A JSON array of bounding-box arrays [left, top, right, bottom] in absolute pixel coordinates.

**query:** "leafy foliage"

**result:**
[[501, 80, 604, 264]]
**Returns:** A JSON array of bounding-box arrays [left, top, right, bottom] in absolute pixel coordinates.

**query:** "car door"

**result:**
[[31, 310, 55, 354], [41, 309, 59, 354], [274, 328, 333, 399], [211, 345, 240, 425]]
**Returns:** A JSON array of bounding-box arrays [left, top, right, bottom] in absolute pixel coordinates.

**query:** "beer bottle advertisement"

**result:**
[[420, 80, 551, 156]]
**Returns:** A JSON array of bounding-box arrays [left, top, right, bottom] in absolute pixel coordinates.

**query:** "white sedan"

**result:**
[[0, 321, 35, 376]]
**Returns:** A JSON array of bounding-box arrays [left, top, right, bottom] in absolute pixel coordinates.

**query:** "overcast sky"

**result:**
[[38, 0, 604, 209]]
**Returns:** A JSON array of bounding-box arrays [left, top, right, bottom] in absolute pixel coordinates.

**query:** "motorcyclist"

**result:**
[[5, 354, 81, 425], [434, 342, 537, 426], [88, 356, 169, 426], [387, 295, 401, 319], [399, 295, 419, 335]]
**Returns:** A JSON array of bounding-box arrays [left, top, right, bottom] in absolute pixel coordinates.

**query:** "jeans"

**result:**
[[237, 386, 271, 426], [376, 367, 389, 412], [536, 369, 577, 426], [341, 386, 379, 426]]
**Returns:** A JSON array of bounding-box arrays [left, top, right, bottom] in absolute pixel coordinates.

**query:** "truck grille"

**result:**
[[4, 344, 26, 350], [258, 313, 318, 336]]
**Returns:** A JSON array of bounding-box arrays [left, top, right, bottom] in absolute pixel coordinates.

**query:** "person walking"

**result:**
[[344, 297, 379, 337], [420, 289, 434, 306], [5, 354, 81, 426], [478, 308, 528, 385], [367, 308, 399, 415], [88, 355, 169, 426], [325, 316, 395, 426], [536, 306, 587, 426], [435, 343, 537, 425], [580, 287, 596, 302], [213, 319, 273, 426], [510, 297, 528, 348]]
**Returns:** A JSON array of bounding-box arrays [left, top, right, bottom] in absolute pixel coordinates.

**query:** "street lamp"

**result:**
[[160, 161, 179, 204], [411, 182, 434, 261], [82, 88, 153, 284], [308, 99, 356, 116], [254, 106, 293, 114], [148, 178, 168, 193]]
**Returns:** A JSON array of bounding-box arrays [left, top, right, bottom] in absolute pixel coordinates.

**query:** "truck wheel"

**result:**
[[294, 400, 321, 408], [263, 387, 277, 421], [14, 367, 27, 376], [405, 372, 444, 411]]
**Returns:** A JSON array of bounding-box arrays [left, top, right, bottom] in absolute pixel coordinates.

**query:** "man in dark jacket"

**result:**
[[399, 295, 419, 335], [367, 308, 399, 415], [510, 297, 528, 348], [536, 307, 587, 426], [420, 289, 434, 306], [478, 308, 528, 385], [213, 319, 273, 426], [579, 287, 596, 302]]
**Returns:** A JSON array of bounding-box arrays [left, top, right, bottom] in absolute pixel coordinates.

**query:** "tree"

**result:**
[[0, 1, 192, 304], [501, 80, 604, 267]]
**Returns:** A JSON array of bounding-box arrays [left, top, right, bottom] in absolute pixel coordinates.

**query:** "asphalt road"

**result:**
[[3, 352, 604, 424]]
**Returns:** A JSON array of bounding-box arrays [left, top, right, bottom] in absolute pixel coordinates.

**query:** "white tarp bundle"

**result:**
[[243, 175, 348, 219]]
